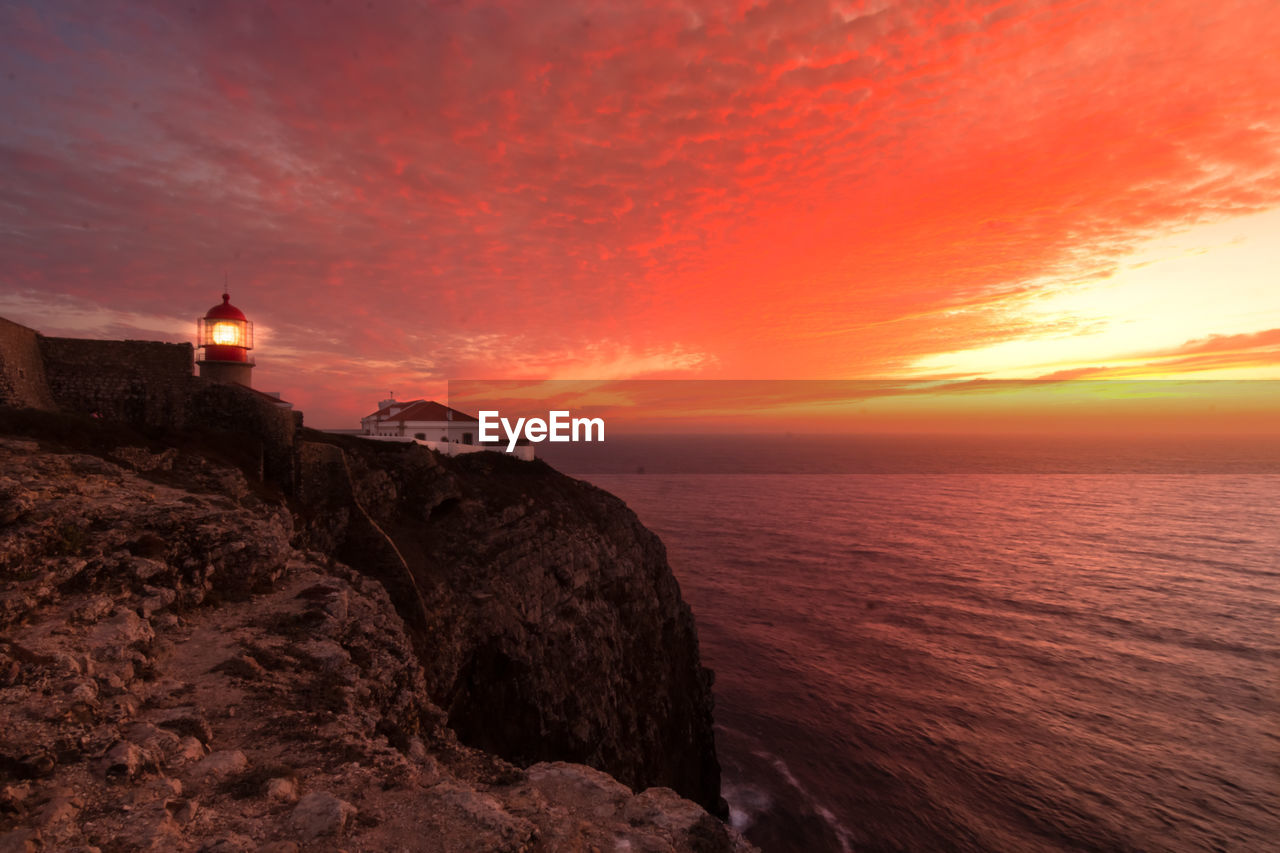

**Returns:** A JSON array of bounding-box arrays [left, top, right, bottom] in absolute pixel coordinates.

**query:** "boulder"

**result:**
[[290, 792, 357, 840]]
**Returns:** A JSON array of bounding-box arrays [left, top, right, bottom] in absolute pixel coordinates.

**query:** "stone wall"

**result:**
[[40, 336, 195, 428], [185, 382, 301, 491], [0, 320, 301, 492], [0, 317, 56, 411]]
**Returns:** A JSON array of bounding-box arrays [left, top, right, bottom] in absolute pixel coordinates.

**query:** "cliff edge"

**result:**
[[295, 432, 724, 816], [0, 420, 751, 851]]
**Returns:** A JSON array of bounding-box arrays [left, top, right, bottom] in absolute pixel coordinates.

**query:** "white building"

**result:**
[[362, 397, 480, 443], [358, 396, 534, 460]]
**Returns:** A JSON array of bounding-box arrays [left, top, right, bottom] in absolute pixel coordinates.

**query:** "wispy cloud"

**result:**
[[2, 0, 1279, 426]]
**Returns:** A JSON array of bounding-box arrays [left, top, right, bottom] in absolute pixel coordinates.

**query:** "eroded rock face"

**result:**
[[298, 436, 726, 816], [0, 437, 754, 852]]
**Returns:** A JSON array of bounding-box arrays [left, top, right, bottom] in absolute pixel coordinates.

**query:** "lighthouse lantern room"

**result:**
[[197, 293, 255, 387]]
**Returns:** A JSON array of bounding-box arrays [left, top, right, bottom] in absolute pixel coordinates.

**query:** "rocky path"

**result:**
[[0, 437, 754, 852]]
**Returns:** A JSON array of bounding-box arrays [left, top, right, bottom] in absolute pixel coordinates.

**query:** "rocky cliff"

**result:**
[[295, 432, 724, 816], [0, 417, 751, 852]]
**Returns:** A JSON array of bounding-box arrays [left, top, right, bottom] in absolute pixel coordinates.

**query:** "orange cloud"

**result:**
[[1, 1, 1278, 427]]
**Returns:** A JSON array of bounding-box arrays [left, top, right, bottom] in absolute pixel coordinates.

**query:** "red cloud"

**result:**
[[1, 0, 1278, 427]]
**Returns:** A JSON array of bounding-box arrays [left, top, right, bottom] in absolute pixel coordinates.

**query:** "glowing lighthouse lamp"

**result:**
[[196, 293, 255, 387]]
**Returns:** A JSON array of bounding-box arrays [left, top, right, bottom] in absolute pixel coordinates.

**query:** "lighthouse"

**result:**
[[196, 293, 254, 387]]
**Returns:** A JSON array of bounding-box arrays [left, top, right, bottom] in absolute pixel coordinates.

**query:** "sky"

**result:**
[[2, 0, 1279, 429]]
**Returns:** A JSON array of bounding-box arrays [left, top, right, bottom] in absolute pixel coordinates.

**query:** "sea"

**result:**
[[540, 435, 1280, 852]]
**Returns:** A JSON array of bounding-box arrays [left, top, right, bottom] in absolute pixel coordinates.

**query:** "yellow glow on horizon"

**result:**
[[911, 207, 1280, 378]]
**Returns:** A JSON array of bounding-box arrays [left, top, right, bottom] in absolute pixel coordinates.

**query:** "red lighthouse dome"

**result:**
[[197, 293, 255, 386]]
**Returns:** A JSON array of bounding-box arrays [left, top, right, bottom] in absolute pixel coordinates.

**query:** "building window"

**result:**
[[414, 433, 426, 440], [462, 432, 473, 445]]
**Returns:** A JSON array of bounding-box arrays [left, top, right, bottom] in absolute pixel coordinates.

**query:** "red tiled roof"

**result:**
[[363, 397, 422, 417], [364, 399, 425, 420], [363, 400, 477, 423]]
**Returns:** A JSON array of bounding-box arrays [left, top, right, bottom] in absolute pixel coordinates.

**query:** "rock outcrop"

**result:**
[[295, 433, 725, 817], [0, 433, 753, 851]]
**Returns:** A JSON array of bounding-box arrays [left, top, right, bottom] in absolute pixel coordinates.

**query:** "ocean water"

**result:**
[[547, 438, 1280, 852]]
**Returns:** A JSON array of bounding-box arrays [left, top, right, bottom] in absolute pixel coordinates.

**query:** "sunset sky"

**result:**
[[2, 0, 1279, 429]]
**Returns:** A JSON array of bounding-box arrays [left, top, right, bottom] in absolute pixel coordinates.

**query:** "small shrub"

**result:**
[[49, 523, 89, 557]]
